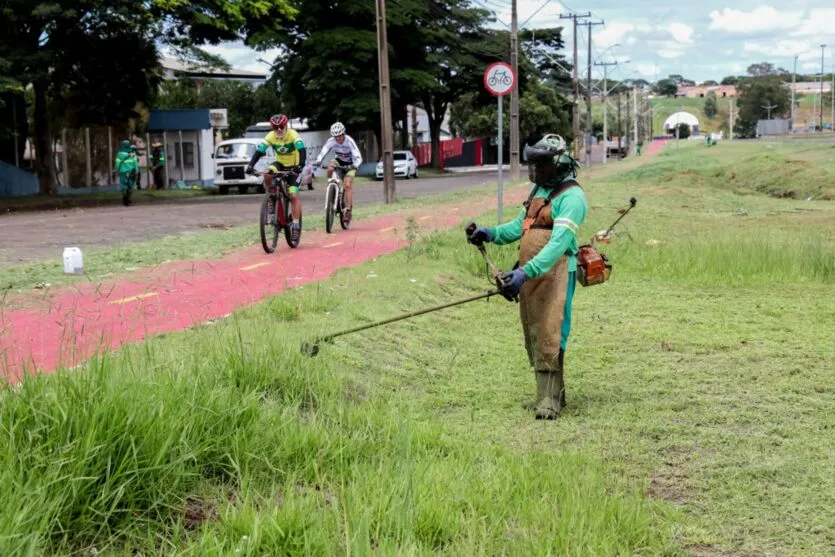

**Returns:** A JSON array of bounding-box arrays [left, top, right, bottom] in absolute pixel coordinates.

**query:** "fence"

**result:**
[[411, 137, 465, 168], [15, 126, 209, 192]]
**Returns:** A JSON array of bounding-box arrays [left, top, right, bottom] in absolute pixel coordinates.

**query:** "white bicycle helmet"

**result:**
[[330, 122, 346, 137]]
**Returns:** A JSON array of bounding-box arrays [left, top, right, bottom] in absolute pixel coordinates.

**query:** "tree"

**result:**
[[735, 75, 791, 137], [1, 0, 297, 195], [704, 92, 718, 118], [721, 76, 740, 85], [746, 62, 788, 78], [702, 80, 718, 86], [654, 79, 678, 97], [270, 0, 452, 154]]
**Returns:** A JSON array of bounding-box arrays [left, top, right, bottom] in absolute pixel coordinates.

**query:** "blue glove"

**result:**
[[499, 267, 528, 300], [468, 226, 494, 246]]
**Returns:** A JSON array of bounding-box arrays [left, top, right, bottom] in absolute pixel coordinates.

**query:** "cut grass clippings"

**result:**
[[2, 140, 835, 555]]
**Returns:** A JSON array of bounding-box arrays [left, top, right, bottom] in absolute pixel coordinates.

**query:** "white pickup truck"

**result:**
[[212, 138, 271, 195]]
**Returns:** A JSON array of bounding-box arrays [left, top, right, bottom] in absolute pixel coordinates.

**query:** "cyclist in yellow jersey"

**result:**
[[246, 114, 306, 241]]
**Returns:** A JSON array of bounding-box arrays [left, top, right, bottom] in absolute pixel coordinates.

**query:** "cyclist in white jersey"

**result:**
[[314, 122, 363, 223]]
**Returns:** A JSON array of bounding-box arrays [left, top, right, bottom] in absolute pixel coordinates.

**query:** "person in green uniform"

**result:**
[[113, 139, 139, 206], [150, 138, 166, 190], [468, 133, 588, 420]]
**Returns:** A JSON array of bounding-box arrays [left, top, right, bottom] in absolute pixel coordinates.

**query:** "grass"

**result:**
[[0, 188, 210, 213], [2, 140, 835, 555], [615, 139, 835, 200]]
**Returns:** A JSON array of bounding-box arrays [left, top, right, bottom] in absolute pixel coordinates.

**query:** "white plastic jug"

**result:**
[[63, 247, 84, 275]]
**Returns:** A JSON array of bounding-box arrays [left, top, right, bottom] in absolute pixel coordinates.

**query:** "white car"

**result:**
[[376, 150, 419, 180], [213, 138, 271, 195]]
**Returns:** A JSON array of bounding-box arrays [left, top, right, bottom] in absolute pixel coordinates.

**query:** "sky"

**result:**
[[196, 1, 835, 84]]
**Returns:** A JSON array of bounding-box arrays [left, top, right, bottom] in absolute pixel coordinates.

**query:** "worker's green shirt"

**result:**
[[489, 179, 588, 277], [113, 150, 138, 174]]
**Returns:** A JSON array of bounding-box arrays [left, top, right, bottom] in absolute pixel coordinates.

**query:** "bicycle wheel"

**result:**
[[260, 195, 279, 253], [325, 182, 336, 233], [284, 195, 302, 248], [338, 188, 350, 230]]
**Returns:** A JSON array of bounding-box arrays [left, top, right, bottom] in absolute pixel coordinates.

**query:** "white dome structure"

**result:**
[[664, 111, 700, 136]]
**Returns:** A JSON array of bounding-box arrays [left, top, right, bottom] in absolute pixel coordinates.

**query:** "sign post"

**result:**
[[484, 61, 516, 224]]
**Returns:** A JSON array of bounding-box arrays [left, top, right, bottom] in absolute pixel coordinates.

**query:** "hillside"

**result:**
[[590, 96, 733, 138], [649, 96, 734, 136]]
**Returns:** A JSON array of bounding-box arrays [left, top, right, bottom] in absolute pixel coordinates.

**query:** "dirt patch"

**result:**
[[183, 497, 219, 530], [343, 382, 368, 404], [646, 470, 689, 505]]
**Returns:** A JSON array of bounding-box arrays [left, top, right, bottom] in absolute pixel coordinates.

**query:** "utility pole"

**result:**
[[375, 0, 395, 203], [509, 0, 519, 180], [616, 91, 622, 157], [594, 60, 620, 164], [560, 11, 591, 161], [632, 85, 638, 154], [791, 54, 798, 131], [729, 99, 734, 140], [821, 44, 827, 132], [820, 44, 826, 133], [585, 19, 604, 166], [831, 57, 834, 132], [625, 88, 631, 152]]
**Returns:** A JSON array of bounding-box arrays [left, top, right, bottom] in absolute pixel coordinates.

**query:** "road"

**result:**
[[0, 171, 502, 269]]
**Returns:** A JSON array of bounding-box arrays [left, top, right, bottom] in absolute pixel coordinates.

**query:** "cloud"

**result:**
[[790, 9, 835, 37], [731, 63, 743, 73], [743, 40, 827, 63], [708, 6, 804, 35], [657, 49, 686, 59], [635, 62, 661, 77], [596, 22, 639, 47], [668, 23, 694, 44]]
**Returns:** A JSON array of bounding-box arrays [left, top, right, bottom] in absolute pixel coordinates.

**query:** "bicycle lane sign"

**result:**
[[484, 62, 515, 96], [484, 62, 515, 222]]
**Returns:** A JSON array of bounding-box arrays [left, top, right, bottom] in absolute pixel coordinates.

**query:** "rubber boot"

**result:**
[[558, 349, 566, 409], [522, 372, 543, 411], [534, 370, 564, 420]]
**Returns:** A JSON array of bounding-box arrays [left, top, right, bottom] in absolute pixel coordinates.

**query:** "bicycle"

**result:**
[[247, 168, 303, 253], [321, 163, 352, 233]]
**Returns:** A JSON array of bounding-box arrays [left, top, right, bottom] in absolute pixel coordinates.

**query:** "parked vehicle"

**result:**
[[213, 138, 271, 195], [375, 150, 419, 180]]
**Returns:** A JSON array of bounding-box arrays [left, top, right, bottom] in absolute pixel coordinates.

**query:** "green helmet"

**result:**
[[120, 140, 131, 150], [524, 133, 578, 187]]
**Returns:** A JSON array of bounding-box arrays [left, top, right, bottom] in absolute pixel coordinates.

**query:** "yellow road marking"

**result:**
[[323, 241, 343, 248], [240, 261, 271, 271], [419, 216, 431, 221], [379, 226, 395, 233], [110, 292, 158, 305]]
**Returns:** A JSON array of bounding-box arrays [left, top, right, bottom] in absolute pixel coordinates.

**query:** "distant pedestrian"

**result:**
[[150, 138, 166, 190]]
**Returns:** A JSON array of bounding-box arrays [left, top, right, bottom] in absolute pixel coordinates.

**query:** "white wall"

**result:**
[[162, 129, 216, 185], [199, 129, 214, 182]]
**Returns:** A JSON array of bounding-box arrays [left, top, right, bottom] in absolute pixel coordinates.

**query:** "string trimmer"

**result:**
[[300, 224, 510, 357]]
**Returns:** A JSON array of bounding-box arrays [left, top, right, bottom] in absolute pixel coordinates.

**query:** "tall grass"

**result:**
[[0, 303, 680, 555]]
